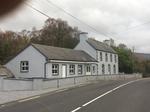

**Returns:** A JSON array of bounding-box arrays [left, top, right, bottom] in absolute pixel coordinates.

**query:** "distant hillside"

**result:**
[[134, 53, 150, 61]]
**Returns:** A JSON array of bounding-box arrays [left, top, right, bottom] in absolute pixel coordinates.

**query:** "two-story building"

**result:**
[[5, 32, 118, 79], [75, 32, 119, 75]]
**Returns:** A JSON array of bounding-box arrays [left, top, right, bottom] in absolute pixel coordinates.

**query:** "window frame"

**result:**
[[92, 66, 96, 74], [110, 54, 113, 62], [86, 65, 91, 72], [20, 61, 29, 73], [105, 53, 108, 62], [69, 65, 75, 75], [100, 52, 103, 61], [108, 64, 111, 74], [102, 64, 105, 74], [52, 64, 59, 76], [78, 65, 83, 75], [113, 65, 116, 74]]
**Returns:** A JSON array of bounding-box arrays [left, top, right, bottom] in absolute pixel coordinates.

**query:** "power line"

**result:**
[[25, 0, 150, 39], [45, 0, 111, 37], [26, 0, 111, 37], [25, 2, 50, 18]]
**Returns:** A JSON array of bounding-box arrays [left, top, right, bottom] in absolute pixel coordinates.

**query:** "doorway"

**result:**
[[62, 65, 67, 78]]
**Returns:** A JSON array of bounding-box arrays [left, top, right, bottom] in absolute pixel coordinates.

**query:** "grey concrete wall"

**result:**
[[58, 78, 75, 87], [42, 79, 57, 89], [0, 74, 142, 91], [2, 78, 33, 91]]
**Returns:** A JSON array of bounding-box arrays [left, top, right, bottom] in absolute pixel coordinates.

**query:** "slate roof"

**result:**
[[32, 44, 97, 62], [87, 38, 116, 53]]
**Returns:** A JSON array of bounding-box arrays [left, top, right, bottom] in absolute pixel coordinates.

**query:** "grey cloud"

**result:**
[[0, 0, 150, 53]]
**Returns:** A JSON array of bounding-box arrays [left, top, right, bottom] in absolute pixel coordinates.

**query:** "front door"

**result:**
[[86, 64, 91, 75], [62, 65, 67, 78]]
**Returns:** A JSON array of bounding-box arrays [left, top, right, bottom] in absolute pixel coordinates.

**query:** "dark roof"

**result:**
[[87, 38, 116, 53], [134, 53, 150, 61], [32, 44, 97, 62]]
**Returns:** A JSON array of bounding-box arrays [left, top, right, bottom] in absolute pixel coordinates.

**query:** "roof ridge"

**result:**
[[32, 43, 84, 52]]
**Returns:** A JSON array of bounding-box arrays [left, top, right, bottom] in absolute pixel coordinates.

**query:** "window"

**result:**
[[20, 61, 29, 72], [115, 55, 117, 63], [86, 65, 91, 72], [78, 65, 83, 75], [52, 64, 59, 76], [93, 66, 96, 74], [105, 53, 108, 62], [110, 54, 113, 62], [113, 65, 116, 74], [100, 52, 103, 61], [102, 64, 105, 74], [69, 65, 75, 75], [108, 64, 111, 74]]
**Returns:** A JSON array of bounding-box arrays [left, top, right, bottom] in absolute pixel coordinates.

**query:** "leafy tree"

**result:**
[[0, 31, 29, 64], [113, 45, 134, 74], [31, 18, 80, 49]]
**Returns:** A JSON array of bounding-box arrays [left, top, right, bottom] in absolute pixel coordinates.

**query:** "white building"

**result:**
[[75, 32, 119, 75], [5, 33, 118, 79], [5, 43, 97, 79]]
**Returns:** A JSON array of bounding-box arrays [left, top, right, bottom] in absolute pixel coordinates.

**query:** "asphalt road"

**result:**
[[0, 78, 149, 112]]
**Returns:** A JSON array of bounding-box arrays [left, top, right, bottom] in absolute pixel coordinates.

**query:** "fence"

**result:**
[[0, 74, 142, 91]]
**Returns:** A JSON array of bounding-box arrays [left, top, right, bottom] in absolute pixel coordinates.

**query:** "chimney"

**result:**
[[79, 32, 88, 42]]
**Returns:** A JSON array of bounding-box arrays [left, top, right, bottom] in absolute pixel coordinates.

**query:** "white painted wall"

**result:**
[[74, 33, 97, 59], [5, 45, 46, 78], [97, 51, 119, 75], [46, 62, 98, 78], [74, 33, 119, 75]]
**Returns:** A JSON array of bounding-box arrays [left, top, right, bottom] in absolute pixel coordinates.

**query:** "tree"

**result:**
[[0, 31, 29, 64], [31, 18, 80, 48], [113, 45, 134, 74]]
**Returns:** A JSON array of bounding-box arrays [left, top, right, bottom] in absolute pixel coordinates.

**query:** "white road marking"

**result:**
[[71, 79, 140, 112], [18, 96, 40, 103], [71, 107, 81, 112]]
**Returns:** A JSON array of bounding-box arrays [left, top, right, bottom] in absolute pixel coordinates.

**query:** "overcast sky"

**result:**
[[0, 0, 150, 53]]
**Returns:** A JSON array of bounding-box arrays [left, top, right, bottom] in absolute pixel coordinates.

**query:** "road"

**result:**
[[0, 78, 149, 112]]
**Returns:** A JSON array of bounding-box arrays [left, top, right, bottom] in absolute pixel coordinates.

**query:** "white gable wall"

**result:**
[[74, 34, 97, 59], [5, 46, 46, 78], [97, 51, 119, 75], [74, 33, 119, 75]]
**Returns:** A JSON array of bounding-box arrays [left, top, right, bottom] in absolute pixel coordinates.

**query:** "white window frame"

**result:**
[[113, 65, 116, 74], [93, 66, 96, 74], [78, 65, 83, 75], [86, 65, 91, 72], [52, 64, 59, 76], [20, 61, 29, 73], [102, 64, 105, 74], [108, 64, 111, 74], [105, 53, 108, 62], [100, 52, 103, 61], [110, 54, 113, 62], [69, 65, 75, 75]]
